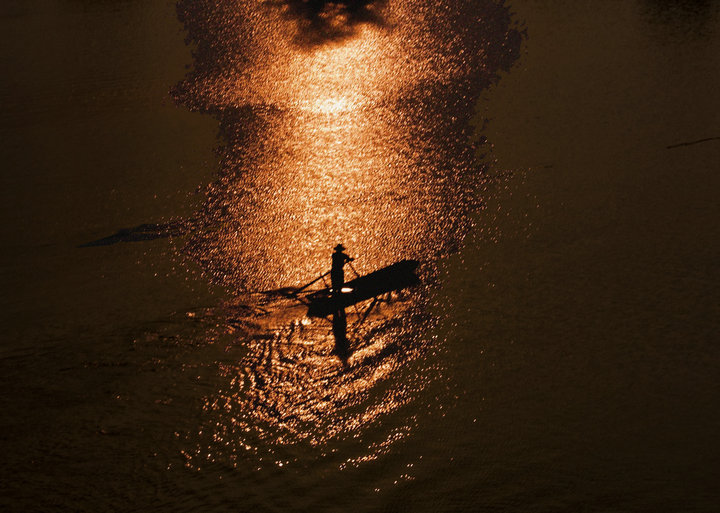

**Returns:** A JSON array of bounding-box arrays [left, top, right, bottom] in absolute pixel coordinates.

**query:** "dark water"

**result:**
[[1, 0, 719, 511]]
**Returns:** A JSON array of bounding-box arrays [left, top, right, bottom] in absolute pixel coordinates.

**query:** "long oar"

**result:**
[[293, 271, 331, 295], [347, 260, 361, 279]]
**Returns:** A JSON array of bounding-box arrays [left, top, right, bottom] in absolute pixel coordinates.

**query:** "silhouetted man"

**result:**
[[331, 244, 353, 292]]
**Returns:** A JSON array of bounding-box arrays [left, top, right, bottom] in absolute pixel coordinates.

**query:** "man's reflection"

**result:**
[[332, 308, 350, 360]]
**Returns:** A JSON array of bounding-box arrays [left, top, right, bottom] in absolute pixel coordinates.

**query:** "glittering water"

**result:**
[[6, 0, 716, 511], [173, 0, 521, 289], [168, 0, 521, 471]]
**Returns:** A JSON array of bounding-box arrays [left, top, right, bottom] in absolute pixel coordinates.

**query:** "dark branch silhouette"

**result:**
[[666, 136, 720, 149]]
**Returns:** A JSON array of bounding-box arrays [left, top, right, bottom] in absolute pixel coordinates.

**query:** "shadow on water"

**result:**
[[268, 0, 388, 46], [331, 309, 350, 360], [79, 221, 188, 247]]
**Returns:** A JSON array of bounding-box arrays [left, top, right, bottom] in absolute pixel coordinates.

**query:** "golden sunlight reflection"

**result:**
[[183, 13, 478, 290], [306, 96, 352, 114], [177, 295, 436, 466], [172, 0, 522, 471]]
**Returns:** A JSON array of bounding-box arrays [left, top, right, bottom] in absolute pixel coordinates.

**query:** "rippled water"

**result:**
[[4, 0, 718, 511], [173, 0, 520, 289], [166, 0, 521, 472]]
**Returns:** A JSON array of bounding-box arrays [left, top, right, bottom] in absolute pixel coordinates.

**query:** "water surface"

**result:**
[[1, 0, 719, 511]]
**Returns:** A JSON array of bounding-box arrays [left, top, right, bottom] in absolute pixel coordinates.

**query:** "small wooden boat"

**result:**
[[305, 259, 420, 318]]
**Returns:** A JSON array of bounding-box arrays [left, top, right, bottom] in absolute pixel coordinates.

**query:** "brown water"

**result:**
[[168, 0, 520, 486], [172, 0, 520, 289], [1, 0, 719, 511]]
